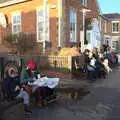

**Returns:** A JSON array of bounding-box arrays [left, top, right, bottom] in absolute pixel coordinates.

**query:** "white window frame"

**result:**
[[36, 8, 44, 42], [36, 7, 49, 42], [86, 30, 91, 44], [112, 21, 119, 33], [12, 12, 21, 34], [104, 21, 107, 33], [82, 0, 88, 7], [69, 9, 77, 43], [112, 40, 118, 49]]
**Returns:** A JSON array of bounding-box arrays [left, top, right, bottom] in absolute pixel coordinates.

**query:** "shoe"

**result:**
[[51, 94, 57, 100], [37, 101, 44, 107], [25, 108, 32, 113], [46, 95, 57, 104], [37, 103, 43, 107], [24, 111, 32, 115]]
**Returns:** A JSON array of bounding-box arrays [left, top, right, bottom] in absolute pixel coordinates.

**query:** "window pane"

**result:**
[[17, 25, 20, 32], [13, 15, 20, 24], [112, 41, 118, 48], [38, 22, 44, 31], [13, 25, 17, 33], [113, 23, 119, 32], [37, 8, 49, 42], [13, 25, 20, 33], [13, 16, 16, 24], [87, 32, 91, 43], [16, 15, 21, 23], [12, 14, 21, 33], [38, 10, 44, 17], [38, 21, 44, 41], [69, 10, 76, 42], [38, 31, 44, 41], [82, 0, 87, 6]]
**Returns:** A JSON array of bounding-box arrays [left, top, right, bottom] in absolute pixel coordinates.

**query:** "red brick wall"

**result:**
[[63, 0, 82, 47], [22, 10, 36, 35], [50, 17, 58, 52], [63, 0, 100, 47], [87, 0, 99, 18], [0, 0, 100, 54]]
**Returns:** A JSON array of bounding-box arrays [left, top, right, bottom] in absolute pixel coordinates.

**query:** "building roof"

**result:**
[[0, 0, 28, 8], [103, 13, 120, 20], [0, 0, 12, 4], [100, 15, 110, 21]]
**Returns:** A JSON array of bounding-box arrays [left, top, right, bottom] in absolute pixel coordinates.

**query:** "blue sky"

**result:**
[[98, 0, 120, 13]]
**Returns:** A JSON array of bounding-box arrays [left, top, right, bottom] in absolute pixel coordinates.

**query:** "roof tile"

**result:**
[[103, 13, 120, 20]]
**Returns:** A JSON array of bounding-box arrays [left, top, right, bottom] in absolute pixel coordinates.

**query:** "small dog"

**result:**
[[103, 59, 112, 74]]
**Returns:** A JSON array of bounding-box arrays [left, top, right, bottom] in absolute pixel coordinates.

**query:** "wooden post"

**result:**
[[68, 56, 72, 71]]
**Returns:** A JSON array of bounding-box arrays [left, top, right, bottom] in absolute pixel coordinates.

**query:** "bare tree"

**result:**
[[3, 32, 36, 55]]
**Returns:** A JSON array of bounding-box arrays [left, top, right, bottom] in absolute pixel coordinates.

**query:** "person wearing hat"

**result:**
[[20, 60, 38, 84], [20, 60, 45, 106]]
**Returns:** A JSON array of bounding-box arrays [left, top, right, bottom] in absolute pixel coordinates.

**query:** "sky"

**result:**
[[98, 0, 120, 14]]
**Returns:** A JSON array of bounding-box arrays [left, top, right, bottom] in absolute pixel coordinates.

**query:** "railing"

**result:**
[[0, 54, 85, 75]]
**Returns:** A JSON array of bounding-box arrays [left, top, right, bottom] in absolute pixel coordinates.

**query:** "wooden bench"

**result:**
[[72, 55, 87, 79]]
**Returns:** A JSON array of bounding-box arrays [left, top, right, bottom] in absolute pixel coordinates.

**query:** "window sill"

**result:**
[[112, 32, 119, 34]]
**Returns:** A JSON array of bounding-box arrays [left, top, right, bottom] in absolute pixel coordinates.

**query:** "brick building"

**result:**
[[103, 13, 120, 51], [99, 15, 111, 47], [0, 0, 101, 54]]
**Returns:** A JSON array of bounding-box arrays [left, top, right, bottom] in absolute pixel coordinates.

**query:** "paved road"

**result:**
[[26, 68, 120, 120]]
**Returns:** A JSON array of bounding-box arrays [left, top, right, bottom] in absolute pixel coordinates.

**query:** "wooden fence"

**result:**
[[47, 56, 72, 70]]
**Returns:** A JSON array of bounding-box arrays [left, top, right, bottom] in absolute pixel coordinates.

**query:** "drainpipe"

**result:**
[[58, 0, 62, 47], [43, 0, 48, 54]]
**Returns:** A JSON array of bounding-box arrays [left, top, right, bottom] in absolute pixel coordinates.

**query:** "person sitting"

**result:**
[[44, 87, 56, 102], [20, 60, 46, 107], [20, 67, 34, 85], [103, 59, 112, 74], [99, 58, 107, 78], [87, 52, 96, 80], [20, 59, 38, 85], [16, 85, 32, 114], [28, 74, 59, 105], [4, 69, 20, 100]]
